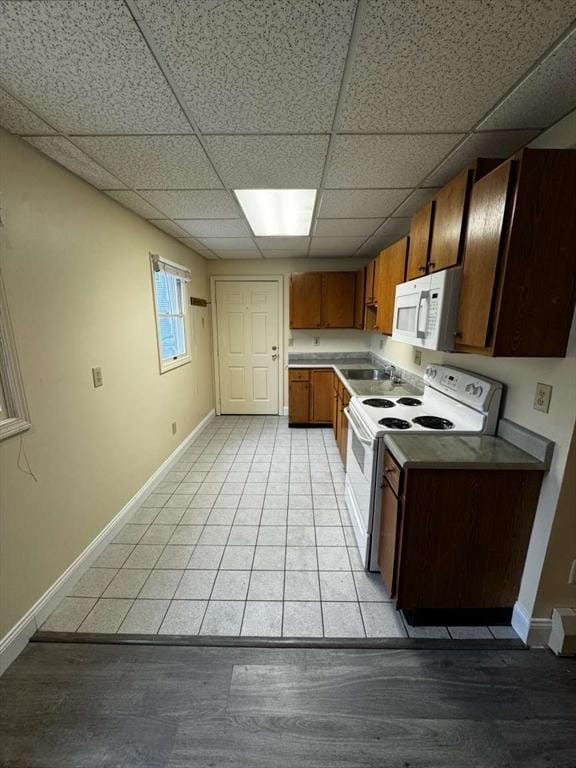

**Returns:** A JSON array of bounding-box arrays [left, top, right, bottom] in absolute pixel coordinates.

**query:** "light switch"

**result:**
[[533, 383, 552, 413], [92, 367, 103, 388]]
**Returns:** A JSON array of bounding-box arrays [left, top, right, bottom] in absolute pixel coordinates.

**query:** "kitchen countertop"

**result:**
[[384, 434, 548, 471], [288, 355, 422, 398]]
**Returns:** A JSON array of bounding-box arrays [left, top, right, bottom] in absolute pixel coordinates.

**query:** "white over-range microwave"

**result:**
[[391, 267, 462, 351]]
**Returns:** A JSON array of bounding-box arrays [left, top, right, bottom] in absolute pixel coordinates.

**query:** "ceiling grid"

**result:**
[[1, 0, 575, 261]]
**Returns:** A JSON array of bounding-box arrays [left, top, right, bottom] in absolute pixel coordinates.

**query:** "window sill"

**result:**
[[0, 417, 31, 441], [160, 355, 191, 374]]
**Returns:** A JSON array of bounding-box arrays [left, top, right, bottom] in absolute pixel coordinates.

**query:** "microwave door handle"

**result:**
[[415, 291, 429, 339], [344, 407, 374, 446]]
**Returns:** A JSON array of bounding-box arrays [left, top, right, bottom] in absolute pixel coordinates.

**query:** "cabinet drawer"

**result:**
[[289, 368, 310, 382], [383, 450, 402, 496]]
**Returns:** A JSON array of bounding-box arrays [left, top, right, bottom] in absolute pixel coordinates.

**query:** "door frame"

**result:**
[[210, 275, 284, 416]]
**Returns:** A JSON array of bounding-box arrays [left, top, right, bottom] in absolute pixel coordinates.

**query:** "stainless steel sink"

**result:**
[[340, 368, 390, 381]]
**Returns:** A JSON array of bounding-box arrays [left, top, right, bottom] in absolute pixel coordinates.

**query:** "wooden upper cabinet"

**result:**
[[456, 161, 512, 349], [290, 273, 322, 328], [407, 201, 434, 280], [365, 260, 376, 304], [354, 268, 365, 329], [376, 237, 408, 335], [457, 148, 576, 357], [289, 271, 357, 329], [428, 167, 473, 274], [321, 272, 356, 328]]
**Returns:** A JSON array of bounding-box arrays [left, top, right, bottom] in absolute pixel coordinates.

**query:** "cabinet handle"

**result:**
[[454, 331, 462, 339], [384, 467, 395, 474], [428, 262, 435, 268], [418, 265, 426, 272]]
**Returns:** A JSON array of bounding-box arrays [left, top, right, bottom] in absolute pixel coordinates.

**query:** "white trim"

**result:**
[[150, 256, 193, 375], [0, 408, 215, 676], [283, 405, 289, 417], [512, 600, 553, 647], [210, 275, 284, 416], [0, 269, 31, 441]]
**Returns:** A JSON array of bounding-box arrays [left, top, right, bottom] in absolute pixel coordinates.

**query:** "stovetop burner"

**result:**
[[363, 398, 395, 408], [396, 397, 422, 406], [378, 417, 411, 429], [412, 416, 454, 430]]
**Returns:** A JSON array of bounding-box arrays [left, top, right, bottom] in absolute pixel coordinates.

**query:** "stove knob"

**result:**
[[476, 386, 483, 398], [465, 383, 474, 393], [426, 366, 437, 379]]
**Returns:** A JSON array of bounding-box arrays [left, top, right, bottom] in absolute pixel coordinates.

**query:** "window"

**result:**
[[0, 271, 31, 440], [151, 254, 192, 373]]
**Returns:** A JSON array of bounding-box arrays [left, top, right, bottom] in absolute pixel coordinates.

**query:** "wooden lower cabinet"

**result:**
[[310, 370, 334, 423], [378, 450, 544, 613], [288, 368, 333, 426]]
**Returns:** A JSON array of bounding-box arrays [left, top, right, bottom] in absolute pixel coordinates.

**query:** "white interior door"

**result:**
[[215, 281, 279, 414]]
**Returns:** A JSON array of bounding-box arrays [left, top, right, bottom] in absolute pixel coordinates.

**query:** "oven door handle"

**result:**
[[344, 407, 374, 446]]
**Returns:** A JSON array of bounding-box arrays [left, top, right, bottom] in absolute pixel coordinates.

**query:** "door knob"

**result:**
[[272, 345, 277, 350]]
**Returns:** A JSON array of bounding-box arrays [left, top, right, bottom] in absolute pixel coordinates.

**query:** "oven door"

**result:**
[[343, 407, 377, 569], [392, 286, 430, 345]]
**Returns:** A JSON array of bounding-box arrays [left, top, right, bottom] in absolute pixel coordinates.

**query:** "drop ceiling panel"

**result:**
[[326, 134, 463, 188], [423, 129, 539, 187], [175, 219, 250, 238], [105, 191, 163, 219], [205, 135, 329, 188], [261, 250, 309, 259], [255, 237, 310, 251], [138, 190, 238, 219], [318, 189, 410, 218], [150, 220, 189, 237], [479, 31, 576, 130], [314, 219, 383, 237], [357, 218, 411, 255], [197, 237, 256, 251], [0, 0, 191, 134], [310, 236, 366, 255], [24, 137, 124, 189], [340, 0, 576, 132], [0, 89, 56, 134], [393, 188, 440, 218], [214, 251, 263, 260], [134, 0, 356, 133], [74, 136, 222, 189]]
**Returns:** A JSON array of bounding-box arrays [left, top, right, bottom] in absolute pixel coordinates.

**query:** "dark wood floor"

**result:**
[[1, 642, 575, 768]]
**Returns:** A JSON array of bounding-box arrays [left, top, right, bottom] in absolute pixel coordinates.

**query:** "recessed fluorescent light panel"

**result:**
[[234, 189, 317, 236]]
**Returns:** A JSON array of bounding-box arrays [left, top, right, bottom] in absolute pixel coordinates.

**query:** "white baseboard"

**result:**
[[512, 601, 553, 647], [282, 406, 289, 416], [0, 408, 215, 676]]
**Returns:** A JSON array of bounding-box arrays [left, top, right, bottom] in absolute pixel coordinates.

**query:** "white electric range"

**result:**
[[344, 364, 504, 570]]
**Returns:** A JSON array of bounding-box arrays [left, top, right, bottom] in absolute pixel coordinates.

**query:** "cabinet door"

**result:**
[[376, 238, 408, 335], [289, 273, 322, 329], [354, 268, 366, 329], [365, 260, 376, 304], [456, 161, 513, 349], [428, 168, 473, 274], [378, 480, 400, 596], [288, 371, 310, 424], [310, 370, 334, 423], [406, 201, 434, 280], [321, 272, 356, 328], [332, 376, 339, 435]]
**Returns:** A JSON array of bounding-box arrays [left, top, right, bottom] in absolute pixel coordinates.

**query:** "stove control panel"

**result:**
[[424, 365, 503, 412]]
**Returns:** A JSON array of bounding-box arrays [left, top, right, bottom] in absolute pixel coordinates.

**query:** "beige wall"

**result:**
[[0, 134, 214, 637], [534, 425, 576, 616]]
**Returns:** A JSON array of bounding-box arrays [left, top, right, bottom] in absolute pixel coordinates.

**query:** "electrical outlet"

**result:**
[[534, 383, 552, 413], [92, 367, 103, 388], [313, 336, 320, 346], [171, 422, 177, 435], [568, 560, 576, 585], [288, 337, 294, 347], [413, 349, 422, 366], [379, 338, 384, 350]]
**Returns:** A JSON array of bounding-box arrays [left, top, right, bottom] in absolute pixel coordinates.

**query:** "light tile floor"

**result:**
[[43, 416, 519, 641]]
